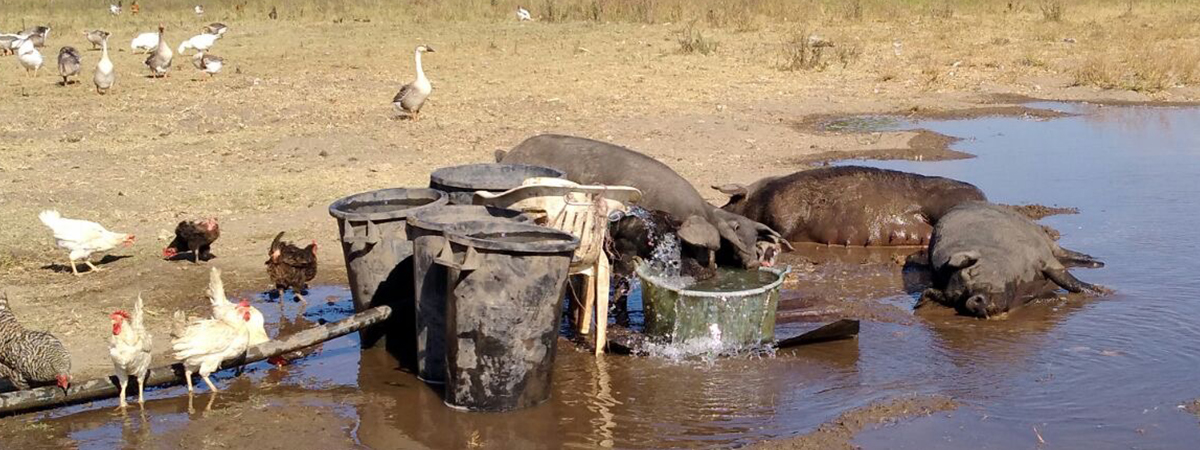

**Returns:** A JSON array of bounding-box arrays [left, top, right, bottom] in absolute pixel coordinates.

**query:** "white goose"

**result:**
[[177, 33, 220, 55], [94, 36, 115, 94], [192, 51, 222, 79], [16, 38, 43, 77], [130, 32, 158, 53], [517, 5, 532, 21], [392, 45, 435, 121]]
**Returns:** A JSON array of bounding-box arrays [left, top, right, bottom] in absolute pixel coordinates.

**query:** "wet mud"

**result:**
[[3, 103, 1200, 449]]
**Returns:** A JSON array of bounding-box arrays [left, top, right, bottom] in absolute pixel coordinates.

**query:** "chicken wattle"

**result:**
[[110, 295, 152, 407]]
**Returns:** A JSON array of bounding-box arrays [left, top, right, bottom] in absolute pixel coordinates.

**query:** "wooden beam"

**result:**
[[0, 305, 391, 417]]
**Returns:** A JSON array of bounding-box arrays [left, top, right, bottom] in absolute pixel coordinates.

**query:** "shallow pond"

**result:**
[[5, 103, 1200, 449]]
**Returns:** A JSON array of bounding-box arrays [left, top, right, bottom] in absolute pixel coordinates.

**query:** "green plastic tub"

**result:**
[[636, 264, 790, 349]]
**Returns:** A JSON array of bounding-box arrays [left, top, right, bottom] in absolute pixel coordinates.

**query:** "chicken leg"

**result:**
[[115, 372, 129, 409], [69, 258, 80, 276], [137, 371, 147, 405], [86, 260, 103, 273], [201, 373, 219, 393]]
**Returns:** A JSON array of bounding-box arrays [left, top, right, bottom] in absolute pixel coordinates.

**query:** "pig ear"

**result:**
[[678, 215, 721, 250], [947, 251, 980, 268], [713, 219, 758, 269], [754, 222, 793, 251], [713, 184, 749, 198]]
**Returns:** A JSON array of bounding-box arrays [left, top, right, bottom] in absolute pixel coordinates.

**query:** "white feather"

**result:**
[[130, 32, 158, 52], [177, 33, 219, 54], [16, 39, 42, 72]]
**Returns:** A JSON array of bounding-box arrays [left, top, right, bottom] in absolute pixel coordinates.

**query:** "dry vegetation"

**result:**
[[0, 0, 1199, 389]]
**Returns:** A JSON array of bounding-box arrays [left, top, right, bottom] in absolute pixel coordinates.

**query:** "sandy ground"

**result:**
[[1, 6, 1199, 446]]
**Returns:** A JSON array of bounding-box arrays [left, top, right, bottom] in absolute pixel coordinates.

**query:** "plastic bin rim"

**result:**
[[328, 188, 449, 222]]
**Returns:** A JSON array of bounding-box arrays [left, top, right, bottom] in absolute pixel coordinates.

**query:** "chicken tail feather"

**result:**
[[270, 231, 286, 255], [38, 209, 62, 227], [207, 267, 227, 307]]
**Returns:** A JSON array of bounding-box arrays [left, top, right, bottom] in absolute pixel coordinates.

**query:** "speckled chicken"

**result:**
[[163, 218, 220, 262], [0, 292, 72, 393], [266, 232, 317, 303]]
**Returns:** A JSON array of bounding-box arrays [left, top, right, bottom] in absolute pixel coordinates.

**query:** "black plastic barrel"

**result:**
[[406, 206, 531, 384], [328, 188, 449, 369], [429, 163, 565, 205], [433, 221, 580, 412]]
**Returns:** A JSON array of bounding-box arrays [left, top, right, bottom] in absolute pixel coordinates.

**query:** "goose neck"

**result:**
[[414, 50, 426, 81]]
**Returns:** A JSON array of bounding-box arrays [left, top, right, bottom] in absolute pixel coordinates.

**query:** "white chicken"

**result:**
[[38, 210, 135, 276], [516, 5, 533, 21], [171, 302, 251, 393], [130, 32, 159, 53], [177, 33, 220, 55], [171, 267, 269, 393], [110, 294, 152, 408], [16, 38, 43, 77], [109, 1, 122, 15], [205, 267, 269, 347]]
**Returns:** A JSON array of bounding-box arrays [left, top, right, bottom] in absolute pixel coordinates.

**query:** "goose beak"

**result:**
[[425, 46, 436, 53]]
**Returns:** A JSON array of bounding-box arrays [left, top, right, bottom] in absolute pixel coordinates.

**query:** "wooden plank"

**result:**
[[775, 319, 860, 348]]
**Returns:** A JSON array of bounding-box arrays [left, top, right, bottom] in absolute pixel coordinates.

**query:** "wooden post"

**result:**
[[0, 305, 391, 416]]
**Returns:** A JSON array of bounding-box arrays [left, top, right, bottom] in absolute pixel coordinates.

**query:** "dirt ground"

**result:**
[[1, 2, 1199, 446]]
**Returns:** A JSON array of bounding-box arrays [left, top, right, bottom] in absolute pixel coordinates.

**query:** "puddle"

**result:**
[[4, 103, 1200, 448], [838, 102, 1200, 448]]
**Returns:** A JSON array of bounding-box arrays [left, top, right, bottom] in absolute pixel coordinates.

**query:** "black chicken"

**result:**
[[163, 218, 220, 263], [266, 232, 317, 303]]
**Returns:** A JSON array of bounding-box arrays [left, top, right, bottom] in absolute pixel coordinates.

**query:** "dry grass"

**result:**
[[678, 21, 719, 55], [1075, 47, 1200, 92], [1041, 0, 1066, 22], [780, 28, 828, 71]]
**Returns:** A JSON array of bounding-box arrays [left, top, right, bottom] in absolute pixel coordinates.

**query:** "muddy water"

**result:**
[[837, 103, 1200, 448], [7, 104, 1200, 449]]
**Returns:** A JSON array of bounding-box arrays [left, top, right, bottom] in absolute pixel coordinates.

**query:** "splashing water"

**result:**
[[627, 207, 683, 276]]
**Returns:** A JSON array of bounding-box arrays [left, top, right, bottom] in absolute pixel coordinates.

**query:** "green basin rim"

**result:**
[[634, 264, 791, 299]]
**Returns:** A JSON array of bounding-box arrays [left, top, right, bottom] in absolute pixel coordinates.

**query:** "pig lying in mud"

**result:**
[[716, 166, 986, 246], [918, 201, 1107, 318], [497, 134, 788, 269]]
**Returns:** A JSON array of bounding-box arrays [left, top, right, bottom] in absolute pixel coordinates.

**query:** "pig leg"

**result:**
[[1052, 245, 1104, 269], [1043, 267, 1108, 295], [915, 288, 947, 309]]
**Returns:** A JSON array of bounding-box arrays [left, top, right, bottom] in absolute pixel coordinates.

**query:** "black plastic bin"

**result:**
[[406, 206, 531, 384], [328, 188, 448, 368], [433, 221, 579, 412], [428, 163, 564, 205]]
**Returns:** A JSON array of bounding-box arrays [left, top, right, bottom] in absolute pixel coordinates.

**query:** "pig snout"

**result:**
[[963, 294, 989, 317]]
